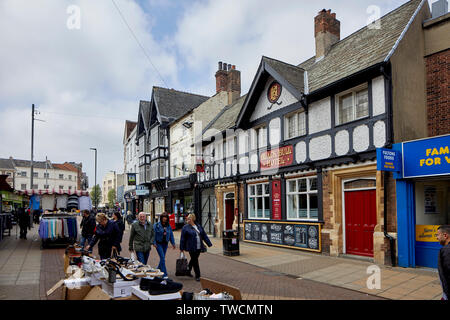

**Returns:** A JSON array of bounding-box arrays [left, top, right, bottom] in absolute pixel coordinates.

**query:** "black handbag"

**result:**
[[175, 252, 189, 276]]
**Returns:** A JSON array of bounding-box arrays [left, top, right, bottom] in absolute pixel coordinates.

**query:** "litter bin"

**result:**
[[222, 230, 239, 256]]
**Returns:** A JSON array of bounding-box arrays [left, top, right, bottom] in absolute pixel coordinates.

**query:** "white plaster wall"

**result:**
[[214, 164, 218, 179], [373, 120, 386, 148], [372, 76, 386, 116], [250, 153, 258, 172], [353, 125, 370, 152], [269, 117, 281, 146], [219, 162, 224, 178], [238, 130, 249, 155], [232, 159, 237, 175], [239, 156, 249, 174], [295, 141, 307, 163], [250, 76, 298, 122], [308, 97, 331, 134], [226, 161, 232, 177], [309, 135, 332, 161], [335, 130, 349, 156]]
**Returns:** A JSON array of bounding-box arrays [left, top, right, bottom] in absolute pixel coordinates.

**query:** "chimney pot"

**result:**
[[228, 64, 232, 71], [218, 62, 223, 70], [232, 65, 236, 70]]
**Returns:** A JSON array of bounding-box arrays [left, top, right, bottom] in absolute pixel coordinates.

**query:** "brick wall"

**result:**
[[426, 49, 450, 136]]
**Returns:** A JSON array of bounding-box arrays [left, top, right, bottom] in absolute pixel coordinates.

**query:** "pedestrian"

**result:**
[[112, 211, 125, 255], [179, 213, 212, 281], [436, 225, 450, 300], [153, 212, 176, 279], [17, 207, 30, 240], [85, 213, 121, 260], [126, 210, 135, 229], [79, 210, 96, 253], [129, 212, 155, 265]]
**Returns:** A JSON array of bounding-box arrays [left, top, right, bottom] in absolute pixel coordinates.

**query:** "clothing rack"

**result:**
[[39, 213, 78, 249]]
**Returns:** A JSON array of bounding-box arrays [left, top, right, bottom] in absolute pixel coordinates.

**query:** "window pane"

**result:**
[[339, 93, 353, 124], [287, 194, 298, 219], [298, 179, 307, 192], [249, 198, 256, 218], [299, 194, 307, 218], [256, 184, 262, 196], [264, 183, 269, 195], [298, 112, 306, 136], [356, 89, 369, 119], [264, 196, 270, 218], [249, 185, 255, 196], [257, 197, 263, 218], [309, 178, 318, 191], [288, 180, 296, 193], [310, 194, 318, 219]]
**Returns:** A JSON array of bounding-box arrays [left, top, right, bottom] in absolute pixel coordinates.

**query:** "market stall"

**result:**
[[39, 212, 78, 248]]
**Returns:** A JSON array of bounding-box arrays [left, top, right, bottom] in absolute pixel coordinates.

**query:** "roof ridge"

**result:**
[[154, 86, 209, 99], [263, 56, 305, 70]]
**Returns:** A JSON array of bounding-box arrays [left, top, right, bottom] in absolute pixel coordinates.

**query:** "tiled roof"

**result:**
[[0, 158, 15, 170], [53, 163, 78, 172], [125, 120, 137, 140], [263, 56, 305, 94], [298, 0, 424, 93], [153, 87, 209, 123], [9, 158, 53, 169]]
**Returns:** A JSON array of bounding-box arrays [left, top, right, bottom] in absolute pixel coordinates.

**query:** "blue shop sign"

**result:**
[[377, 148, 402, 172], [403, 134, 450, 178]]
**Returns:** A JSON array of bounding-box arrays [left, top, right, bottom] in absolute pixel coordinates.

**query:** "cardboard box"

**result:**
[[62, 285, 93, 300], [131, 286, 181, 300], [101, 279, 140, 298], [83, 286, 111, 300], [89, 273, 105, 286]]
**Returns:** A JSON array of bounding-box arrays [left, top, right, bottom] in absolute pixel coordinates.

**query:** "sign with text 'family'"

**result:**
[[403, 134, 450, 178], [377, 148, 402, 172]]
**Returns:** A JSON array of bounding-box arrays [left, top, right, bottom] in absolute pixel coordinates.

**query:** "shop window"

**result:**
[[248, 183, 270, 219], [336, 86, 369, 125], [286, 176, 318, 220]]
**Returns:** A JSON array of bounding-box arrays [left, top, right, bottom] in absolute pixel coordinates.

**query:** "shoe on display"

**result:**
[[140, 277, 183, 295]]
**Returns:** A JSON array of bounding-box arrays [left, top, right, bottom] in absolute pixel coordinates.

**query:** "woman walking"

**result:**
[[153, 212, 176, 279], [86, 213, 121, 260], [112, 211, 125, 255], [179, 213, 212, 281]]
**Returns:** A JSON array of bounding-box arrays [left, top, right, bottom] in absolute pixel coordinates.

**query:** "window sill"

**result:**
[[334, 115, 370, 128]]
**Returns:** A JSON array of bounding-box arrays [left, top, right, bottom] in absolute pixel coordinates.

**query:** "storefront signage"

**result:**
[[272, 180, 282, 220], [260, 145, 294, 171], [415, 225, 439, 242], [376, 148, 401, 172], [136, 185, 149, 196], [127, 173, 136, 186], [267, 81, 282, 104], [243, 220, 321, 252], [402, 134, 450, 178]]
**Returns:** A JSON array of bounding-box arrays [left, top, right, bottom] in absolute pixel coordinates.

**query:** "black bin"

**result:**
[[222, 230, 239, 256]]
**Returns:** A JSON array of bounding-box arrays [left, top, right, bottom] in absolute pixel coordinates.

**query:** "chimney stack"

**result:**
[[215, 61, 241, 104], [314, 9, 340, 60]]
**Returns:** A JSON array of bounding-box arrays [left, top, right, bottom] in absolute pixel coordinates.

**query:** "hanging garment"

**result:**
[[56, 195, 68, 210], [67, 195, 79, 210], [78, 196, 92, 211], [29, 195, 41, 211], [41, 194, 56, 211]]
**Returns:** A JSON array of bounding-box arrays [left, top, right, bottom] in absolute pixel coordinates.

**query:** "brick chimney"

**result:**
[[215, 61, 241, 104], [314, 9, 340, 60]]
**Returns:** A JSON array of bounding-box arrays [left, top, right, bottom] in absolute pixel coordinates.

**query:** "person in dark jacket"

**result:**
[[179, 213, 212, 281], [437, 225, 450, 300], [18, 207, 30, 240], [86, 213, 121, 260], [112, 211, 125, 254], [80, 210, 96, 253], [153, 212, 176, 278], [129, 212, 155, 265]]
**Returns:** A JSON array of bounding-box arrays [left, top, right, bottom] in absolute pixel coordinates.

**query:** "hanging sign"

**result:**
[[267, 81, 282, 104], [127, 173, 136, 186], [272, 180, 282, 220], [376, 148, 402, 172]]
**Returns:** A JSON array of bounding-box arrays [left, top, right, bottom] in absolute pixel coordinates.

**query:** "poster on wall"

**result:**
[[272, 180, 282, 220], [424, 186, 438, 214], [243, 220, 321, 252]]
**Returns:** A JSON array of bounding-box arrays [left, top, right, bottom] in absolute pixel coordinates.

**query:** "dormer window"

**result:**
[[336, 86, 369, 125]]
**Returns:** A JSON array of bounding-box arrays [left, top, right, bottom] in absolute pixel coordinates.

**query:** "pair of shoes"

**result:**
[[140, 277, 183, 295], [195, 277, 200, 282]]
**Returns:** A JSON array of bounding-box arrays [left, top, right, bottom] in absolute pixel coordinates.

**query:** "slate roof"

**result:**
[[0, 158, 15, 170], [203, 95, 247, 140], [139, 100, 151, 133], [298, 0, 424, 93], [262, 56, 305, 94], [153, 87, 209, 123], [9, 158, 53, 169]]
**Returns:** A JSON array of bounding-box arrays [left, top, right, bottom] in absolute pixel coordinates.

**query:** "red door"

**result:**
[[344, 190, 376, 257], [225, 199, 234, 230]]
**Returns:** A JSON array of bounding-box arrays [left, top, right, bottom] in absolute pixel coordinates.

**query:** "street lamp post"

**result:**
[[110, 170, 116, 208], [90, 148, 97, 210]]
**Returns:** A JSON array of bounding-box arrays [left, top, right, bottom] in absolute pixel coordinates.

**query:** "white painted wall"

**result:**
[[353, 125, 370, 152], [309, 135, 332, 161], [372, 76, 386, 116], [308, 97, 331, 134]]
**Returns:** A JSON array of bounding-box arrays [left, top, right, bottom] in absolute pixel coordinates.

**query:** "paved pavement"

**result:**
[[0, 218, 443, 300]]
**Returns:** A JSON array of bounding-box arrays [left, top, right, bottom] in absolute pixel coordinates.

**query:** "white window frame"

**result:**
[[335, 84, 369, 126], [284, 111, 306, 140], [286, 176, 318, 221], [247, 182, 270, 220]]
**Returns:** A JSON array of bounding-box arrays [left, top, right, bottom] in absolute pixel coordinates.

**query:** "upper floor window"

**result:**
[[68, 175, 72, 180], [33, 172, 38, 178], [44, 173, 50, 179], [151, 127, 158, 150], [225, 137, 235, 158], [250, 126, 267, 150], [21, 184, 27, 190], [336, 86, 369, 125], [285, 111, 306, 140], [59, 174, 64, 179]]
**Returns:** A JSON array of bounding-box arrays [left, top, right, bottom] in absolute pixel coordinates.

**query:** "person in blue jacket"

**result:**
[[153, 212, 176, 279], [86, 213, 121, 260], [179, 213, 212, 281]]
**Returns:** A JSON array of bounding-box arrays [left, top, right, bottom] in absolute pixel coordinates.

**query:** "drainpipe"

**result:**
[[381, 63, 396, 267]]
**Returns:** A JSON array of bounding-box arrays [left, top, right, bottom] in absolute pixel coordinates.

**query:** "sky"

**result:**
[[0, 0, 436, 189]]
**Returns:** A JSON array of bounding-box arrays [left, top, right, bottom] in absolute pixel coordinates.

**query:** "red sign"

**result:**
[[260, 145, 294, 170], [268, 81, 282, 103], [272, 180, 282, 220]]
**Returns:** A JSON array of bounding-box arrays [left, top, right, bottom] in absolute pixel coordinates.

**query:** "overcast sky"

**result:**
[[0, 0, 435, 188]]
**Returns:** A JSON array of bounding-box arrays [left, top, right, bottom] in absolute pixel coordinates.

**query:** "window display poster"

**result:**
[[272, 180, 282, 220], [424, 186, 437, 214]]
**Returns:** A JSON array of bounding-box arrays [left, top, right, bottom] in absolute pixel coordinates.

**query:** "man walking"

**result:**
[[129, 212, 155, 265], [437, 225, 450, 300], [80, 210, 96, 253]]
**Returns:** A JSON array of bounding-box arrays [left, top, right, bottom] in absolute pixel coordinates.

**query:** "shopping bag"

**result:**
[[176, 252, 189, 276]]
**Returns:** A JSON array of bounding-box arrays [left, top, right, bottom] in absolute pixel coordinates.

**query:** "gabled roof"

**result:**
[[203, 95, 247, 141], [152, 87, 209, 124], [298, 0, 426, 93], [123, 120, 137, 144], [10, 158, 53, 169], [53, 163, 78, 172], [235, 56, 305, 128], [137, 100, 151, 136]]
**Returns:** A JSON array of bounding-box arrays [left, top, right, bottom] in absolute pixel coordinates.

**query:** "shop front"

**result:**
[[168, 177, 195, 229], [394, 134, 450, 269]]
